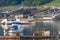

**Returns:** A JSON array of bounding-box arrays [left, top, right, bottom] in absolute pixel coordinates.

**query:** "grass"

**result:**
[[44, 0, 60, 6], [0, 5, 21, 10]]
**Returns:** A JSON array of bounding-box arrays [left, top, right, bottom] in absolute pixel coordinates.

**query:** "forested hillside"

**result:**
[[24, 0, 52, 6], [0, 0, 52, 6], [0, 0, 22, 6], [0, 0, 60, 10]]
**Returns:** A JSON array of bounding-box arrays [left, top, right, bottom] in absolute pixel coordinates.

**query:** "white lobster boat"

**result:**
[[1, 19, 35, 36]]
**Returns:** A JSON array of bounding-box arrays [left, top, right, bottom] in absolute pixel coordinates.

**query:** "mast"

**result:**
[[22, 0, 24, 8]]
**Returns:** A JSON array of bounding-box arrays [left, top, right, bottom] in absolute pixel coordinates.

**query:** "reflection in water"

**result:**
[[0, 26, 4, 36], [21, 20, 59, 37], [43, 20, 58, 36], [0, 20, 59, 37], [34, 21, 58, 36]]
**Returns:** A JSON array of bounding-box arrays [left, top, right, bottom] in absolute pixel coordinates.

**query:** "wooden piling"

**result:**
[[33, 31, 40, 40]]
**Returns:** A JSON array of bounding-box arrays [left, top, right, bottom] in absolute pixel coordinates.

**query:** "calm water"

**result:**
[[22, 20, 60, 40], [0, 20, 60, 39], [22, 20, 59, 36]]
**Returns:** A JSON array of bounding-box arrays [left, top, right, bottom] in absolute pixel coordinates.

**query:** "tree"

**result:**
[[24, 0, 53, 6], [0, 0, 53, 6], [0, 0, 22, 6]]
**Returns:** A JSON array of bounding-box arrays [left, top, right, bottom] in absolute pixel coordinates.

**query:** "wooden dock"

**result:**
[[0, 36, 60, 40], [0, 36, 20, 40]]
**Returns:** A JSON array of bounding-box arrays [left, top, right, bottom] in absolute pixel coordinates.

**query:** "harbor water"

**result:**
[[0, 19, 60, 40], [22, 20, 59, 36]]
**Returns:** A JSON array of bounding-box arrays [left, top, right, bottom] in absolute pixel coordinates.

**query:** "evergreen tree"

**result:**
[[0, 0, 53, 6]]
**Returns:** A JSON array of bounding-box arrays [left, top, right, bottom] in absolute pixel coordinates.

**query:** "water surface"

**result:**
[[0, 20, 60, 37]]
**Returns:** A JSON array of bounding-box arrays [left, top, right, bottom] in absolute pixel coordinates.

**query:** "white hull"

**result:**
[[43, 17, 53, 20], [1, 19, 35, 36]]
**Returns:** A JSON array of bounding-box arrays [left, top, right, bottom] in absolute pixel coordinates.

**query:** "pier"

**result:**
[[0, 31, 59, 40], [0, 36, 60, 40]]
